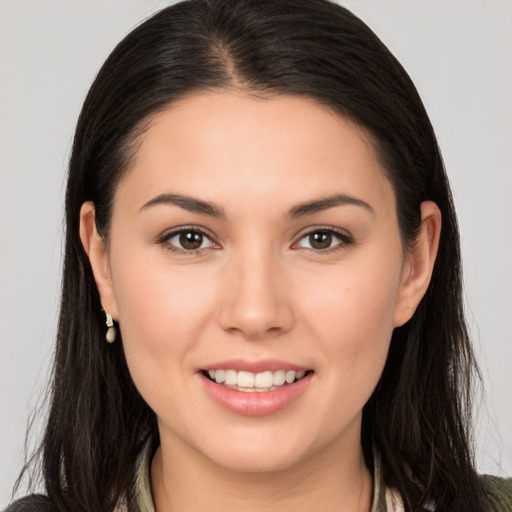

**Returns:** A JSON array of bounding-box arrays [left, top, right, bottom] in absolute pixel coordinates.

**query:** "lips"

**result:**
[[199, 360, 313, 416]]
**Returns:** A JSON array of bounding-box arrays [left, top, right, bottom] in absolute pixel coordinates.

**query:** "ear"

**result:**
[[79, 202, 119, 320], [393, 201, 441, 327]]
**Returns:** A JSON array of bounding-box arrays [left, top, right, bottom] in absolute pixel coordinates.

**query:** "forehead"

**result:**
[[115, 91, 394, 215]]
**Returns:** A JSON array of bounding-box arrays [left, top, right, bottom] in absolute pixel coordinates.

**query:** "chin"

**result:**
[[210, 447, 304, 474], [197, 428, 321, 474]]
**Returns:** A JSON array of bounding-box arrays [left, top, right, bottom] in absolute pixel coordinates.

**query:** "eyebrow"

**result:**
[[140, 194, 226, 218], [140, 192, 373, 219], [287, 194, 374, 218]]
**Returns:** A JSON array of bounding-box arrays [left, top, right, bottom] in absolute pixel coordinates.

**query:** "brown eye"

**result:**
[[179, 231, 204, 250], [164, 228, 217, 252], [294, 228, 352, 252], [309, 231, 332, 250]]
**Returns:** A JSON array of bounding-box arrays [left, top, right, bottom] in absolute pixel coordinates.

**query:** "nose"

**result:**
[[218, 249, 294, 340]]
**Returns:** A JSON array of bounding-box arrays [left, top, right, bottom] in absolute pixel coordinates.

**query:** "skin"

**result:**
[[80, 91, 441, 512]]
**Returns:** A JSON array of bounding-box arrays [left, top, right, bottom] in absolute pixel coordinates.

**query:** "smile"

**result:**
[[204, 369, 309, 392], [200, 364, 314, 416]]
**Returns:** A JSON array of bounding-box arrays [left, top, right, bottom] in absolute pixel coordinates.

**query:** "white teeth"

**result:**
[[273, 370, 286, 385], [254, 371, 273, 388], [225, 369, 237, 385], [237, 371, 255, 388], [206, 368, 308, 389], [285, 370, 296, 384]]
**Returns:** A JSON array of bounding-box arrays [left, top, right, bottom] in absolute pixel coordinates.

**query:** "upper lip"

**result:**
[[201, 358, 311, 373]]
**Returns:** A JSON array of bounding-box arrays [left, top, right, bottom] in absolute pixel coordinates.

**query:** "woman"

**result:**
[[7, 0, 511, 510]]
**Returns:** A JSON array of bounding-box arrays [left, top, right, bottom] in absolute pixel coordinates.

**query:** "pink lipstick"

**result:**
[[199, 359, 313, 416]]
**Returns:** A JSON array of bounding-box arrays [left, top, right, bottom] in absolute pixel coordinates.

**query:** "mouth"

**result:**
[[201, 368, 313, 393]]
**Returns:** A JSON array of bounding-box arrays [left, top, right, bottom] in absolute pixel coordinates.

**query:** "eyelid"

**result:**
[[157, 225, 221, 254], [291, 226, 353, 252], [156, 224, 352, 254]]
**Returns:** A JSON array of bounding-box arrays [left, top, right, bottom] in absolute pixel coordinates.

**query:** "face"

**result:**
[[88, 92, 425, 473]]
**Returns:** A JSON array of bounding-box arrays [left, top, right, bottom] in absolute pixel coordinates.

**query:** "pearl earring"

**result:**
[[105, 313, 117, 343]]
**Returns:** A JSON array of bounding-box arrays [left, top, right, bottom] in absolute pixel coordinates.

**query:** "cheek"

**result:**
[[300, 257, 401, 340], [109, 247, 218, 393], [112, 243, 216, 330], [297, 256, 402, 389]]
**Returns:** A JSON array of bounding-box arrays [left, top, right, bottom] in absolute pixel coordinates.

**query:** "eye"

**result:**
[[161, 228, 219, 253], [293, 228, 352, 252]]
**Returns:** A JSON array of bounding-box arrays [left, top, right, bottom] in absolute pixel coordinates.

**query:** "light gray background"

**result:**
[[1, 0, 511, 507]]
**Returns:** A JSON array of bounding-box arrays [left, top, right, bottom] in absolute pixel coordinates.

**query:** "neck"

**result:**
[[151, 426, 373, 512]]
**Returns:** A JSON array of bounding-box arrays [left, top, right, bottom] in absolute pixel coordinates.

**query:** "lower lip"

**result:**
[[200, 372, 312, 416]]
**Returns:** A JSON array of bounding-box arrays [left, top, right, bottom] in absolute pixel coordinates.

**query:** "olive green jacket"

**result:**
[[480, 475, 512, 512]]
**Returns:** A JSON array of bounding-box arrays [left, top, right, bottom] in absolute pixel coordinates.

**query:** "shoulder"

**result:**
[[4, 494, 57, 512], [480, 475, 512, 511]]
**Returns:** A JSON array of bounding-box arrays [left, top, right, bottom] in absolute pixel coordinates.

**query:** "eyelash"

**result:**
[[292, 227, 353, 254], [158, 226, 219, 255], [158, 226, 353, 255]]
